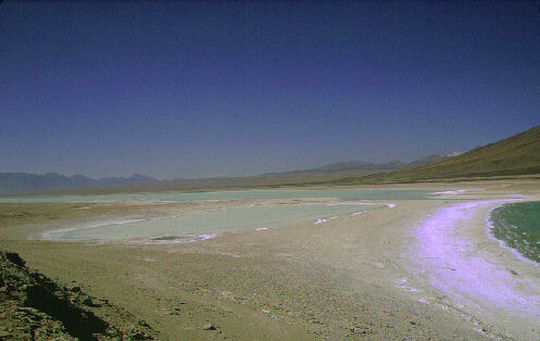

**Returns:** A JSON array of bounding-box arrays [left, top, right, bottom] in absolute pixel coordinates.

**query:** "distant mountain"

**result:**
[[406, 154, 449, 167], [309, 160, 402, 172], [88, 154, 451, 194], [0, 172, 158, 194], [98, 174, 158, 186], [337, 124, 540, 183], [307, 154, 449, 173], [0, 146, 488, 195]]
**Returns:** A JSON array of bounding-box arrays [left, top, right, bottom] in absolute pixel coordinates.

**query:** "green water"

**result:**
[[0, 188, 433, 203], [42, 203, 383, 242], [12, 188, 432, 243], [491, 201, 540, 263]]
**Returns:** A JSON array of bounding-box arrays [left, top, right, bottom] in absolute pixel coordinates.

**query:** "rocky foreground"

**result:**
[[0, 250, 157, 340]]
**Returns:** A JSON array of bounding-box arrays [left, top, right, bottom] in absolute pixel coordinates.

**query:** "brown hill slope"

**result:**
[[337, 124, 540, 183]]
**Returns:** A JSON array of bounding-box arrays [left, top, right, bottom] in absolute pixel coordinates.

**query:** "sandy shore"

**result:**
[[1, 180, 539, 339], [409, 199, 540, 339]]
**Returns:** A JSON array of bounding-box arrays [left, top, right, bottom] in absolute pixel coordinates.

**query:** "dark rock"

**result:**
[[203, 323, 217, 331], [70, 286, 82, 293], [5, 252, 25, 267], [0, 250, 158, 340]]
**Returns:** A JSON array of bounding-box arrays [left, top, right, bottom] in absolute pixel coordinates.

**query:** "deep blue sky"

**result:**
[[1, 1, 539, 179]]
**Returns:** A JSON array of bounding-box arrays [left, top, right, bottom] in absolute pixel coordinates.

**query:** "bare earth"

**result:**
[[1, 180, 539, 340]]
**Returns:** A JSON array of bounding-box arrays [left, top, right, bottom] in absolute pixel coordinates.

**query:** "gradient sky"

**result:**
[[1, 1, 539, 179]]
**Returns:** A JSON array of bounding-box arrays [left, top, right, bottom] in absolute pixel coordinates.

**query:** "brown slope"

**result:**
[[339, 124, 540, 183]]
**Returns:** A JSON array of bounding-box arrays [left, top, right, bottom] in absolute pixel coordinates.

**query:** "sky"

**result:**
[[0, 1, 539, 179]]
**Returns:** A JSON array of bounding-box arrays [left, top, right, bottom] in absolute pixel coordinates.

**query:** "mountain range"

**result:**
[[1, 124, 539, 194], [307, 154, 450, 173], [0, 155, 447, 195], [0, 173, 157, 194]]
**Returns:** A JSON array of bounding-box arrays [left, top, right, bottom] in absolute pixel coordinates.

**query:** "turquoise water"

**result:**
[[42, 203, 384, 242], [491, 201, 540, 263], [0, 188, 433, 203], [15, 188, 432, 243]]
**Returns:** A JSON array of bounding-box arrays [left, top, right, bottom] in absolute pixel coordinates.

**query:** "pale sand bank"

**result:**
[[410, 199, 540, 339]]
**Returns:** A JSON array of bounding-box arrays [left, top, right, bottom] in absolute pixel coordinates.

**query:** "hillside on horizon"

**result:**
[[334, 124, 540, 184]]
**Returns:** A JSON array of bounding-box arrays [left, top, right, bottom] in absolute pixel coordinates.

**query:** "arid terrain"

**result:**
[[1, 180, 539, 340]]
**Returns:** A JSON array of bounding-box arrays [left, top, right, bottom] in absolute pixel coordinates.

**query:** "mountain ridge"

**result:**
[[2, 123, 538, 195], [0, 154, 449, 195], [307, 154, 449, 173], [0, 172, 158, 194]]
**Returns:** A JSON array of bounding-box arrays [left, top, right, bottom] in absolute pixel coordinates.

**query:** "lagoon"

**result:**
[[1, 188, 434, 203], [40, 202, 387, 243]]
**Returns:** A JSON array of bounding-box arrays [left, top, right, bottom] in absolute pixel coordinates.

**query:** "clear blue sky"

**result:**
[[1, 1, 539, 179]]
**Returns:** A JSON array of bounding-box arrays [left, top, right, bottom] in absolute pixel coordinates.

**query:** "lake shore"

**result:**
[[410, 199, 540, 339], [1, 180, 539, 339]]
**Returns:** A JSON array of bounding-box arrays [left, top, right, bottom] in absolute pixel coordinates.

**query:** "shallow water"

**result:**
[[491, 201, 540, 263], [1, 188, 433, 203], [41, 202, 385, 242]]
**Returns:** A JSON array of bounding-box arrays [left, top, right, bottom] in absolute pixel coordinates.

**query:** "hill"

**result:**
[[337, 125, 540, 183]]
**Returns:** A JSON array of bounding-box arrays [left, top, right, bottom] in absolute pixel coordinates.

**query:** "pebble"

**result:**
[[203, 323, 217, 331]]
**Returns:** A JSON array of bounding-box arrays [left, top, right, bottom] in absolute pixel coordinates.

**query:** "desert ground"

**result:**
[[1, 180, 539, 340]]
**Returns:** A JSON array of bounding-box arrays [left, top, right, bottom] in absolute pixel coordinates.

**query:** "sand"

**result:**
[[1, 180, 539, 340], [411, 199, 540, 339]]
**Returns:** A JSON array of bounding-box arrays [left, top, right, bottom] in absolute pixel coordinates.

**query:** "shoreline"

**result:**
[[411, 199, 540, 340], [485, 201, 540, 269], [2, 180, 540, 339], [34, 199, 394, 244]]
